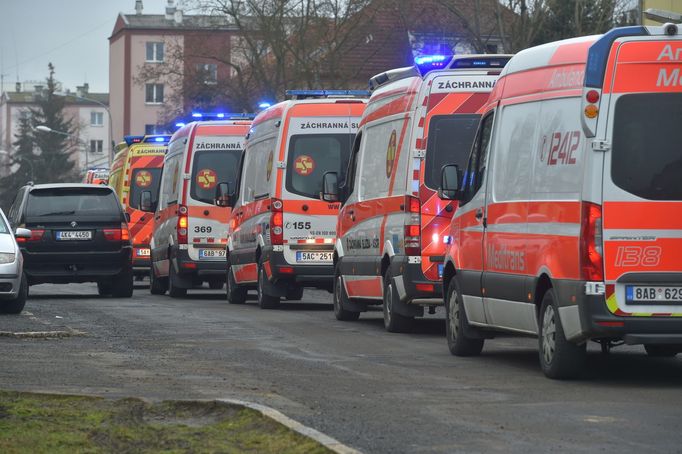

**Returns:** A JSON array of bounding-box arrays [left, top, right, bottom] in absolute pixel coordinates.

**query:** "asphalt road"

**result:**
[[2, 283, 682, 453]]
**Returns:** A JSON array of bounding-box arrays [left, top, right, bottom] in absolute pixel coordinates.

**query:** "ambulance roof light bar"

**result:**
[[142, 135, 172, 143], [124, 135, 144, 146], [644, 8, 682, 24], [285, 89, 371, 100], [415, 54, 453, 76], [585, 26, 649, 88]]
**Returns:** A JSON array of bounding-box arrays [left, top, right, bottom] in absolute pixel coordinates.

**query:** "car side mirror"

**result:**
[[320, 172, 339, 202], [215, 182, 234, 207], [14, 228, 31, 239], [140, 190, 154, 212], [124, 212, 131, 223], [438, 164, 462, 200]]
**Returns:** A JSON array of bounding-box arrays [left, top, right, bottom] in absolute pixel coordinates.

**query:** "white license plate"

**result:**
[[56, 231, 92, 241], [137, 248, 151, 257], [296, 251, 333, 263], [199, 249, 226, 260], [626, 286, 682, 304]]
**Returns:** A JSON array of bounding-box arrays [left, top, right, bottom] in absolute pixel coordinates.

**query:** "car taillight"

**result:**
[[177, 205, 188, 244], [103, 224, 131, 243], [270, 198, 283, 245], [580, 202, 603, 282], [404, 195, 421, 256], [16, 229, 44, 243]]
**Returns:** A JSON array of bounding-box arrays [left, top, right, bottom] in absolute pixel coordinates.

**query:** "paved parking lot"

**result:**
[[2, 283, 682, 453]]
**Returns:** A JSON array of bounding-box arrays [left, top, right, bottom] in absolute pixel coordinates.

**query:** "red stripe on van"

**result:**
[[603, 201, 682, 230]]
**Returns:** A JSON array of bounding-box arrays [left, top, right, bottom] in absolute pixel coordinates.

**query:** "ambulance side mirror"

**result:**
[[438, 164, 462, 200], [320, 172, 339, 203], [215, 182, 234, 207], [140, 190, 155, 212]]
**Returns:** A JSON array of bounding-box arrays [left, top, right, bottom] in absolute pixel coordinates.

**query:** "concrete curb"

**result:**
[[219, 398, 362, 454], [0, 330, 87, 338]]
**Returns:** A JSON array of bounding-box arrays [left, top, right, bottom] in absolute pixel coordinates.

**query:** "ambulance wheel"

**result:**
[[644, 345, 680, 357], [334, 272, 359, 321], [539, 289, 586, 379], [226, 265, 247, 304], [168, 265, 187, 298], [149, 266, 167, 295], [285, 286, 304, 301], [445, 277, 483, 356], [383, 272, 413, 333], [257, 263, 279, 309]]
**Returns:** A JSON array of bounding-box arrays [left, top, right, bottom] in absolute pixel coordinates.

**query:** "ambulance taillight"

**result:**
[[404, 195, 421, 256], [580, 202, 603, 282], [270, 199, 284, 245], [177, 205, 189, 244]]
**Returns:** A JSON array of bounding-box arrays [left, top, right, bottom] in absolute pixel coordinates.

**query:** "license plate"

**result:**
[[199, 249, 226, 260], [296, 251, 333, 263], [56, 231, 92, 241], [626, 286, 682, 304], [137, 248, 151, 257]]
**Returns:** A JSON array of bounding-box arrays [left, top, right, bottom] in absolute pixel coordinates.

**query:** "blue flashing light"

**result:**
[[285, 89, 371, 98], [258, 102, 272, 109], [124, 135, 144, 146], [154, 137, 165, 142], [142, 135, 171, 144], [216, 113, 225, 118], [414, 54, 453, 76], [585, 26, 648, 88], [192, 112, 203, 118], [175, 122, 186, 128]]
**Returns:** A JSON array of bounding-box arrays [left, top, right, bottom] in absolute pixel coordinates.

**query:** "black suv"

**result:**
[[8, 184, 134, 297]]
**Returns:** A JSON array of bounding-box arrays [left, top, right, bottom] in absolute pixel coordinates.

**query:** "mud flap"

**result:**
[[391, 275, 424, 318]]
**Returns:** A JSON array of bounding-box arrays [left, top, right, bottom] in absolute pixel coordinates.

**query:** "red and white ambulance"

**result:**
[[225, 91, 367, 308], [321, 55, 510, 332], [147, 119, 251, 297], [439, 24, 682, 378]]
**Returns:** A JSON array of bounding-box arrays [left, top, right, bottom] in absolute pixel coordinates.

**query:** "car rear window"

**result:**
[[130, 167, 162, 210], [612, 93, 682, 200], [285, 133, 354, 199], [424, 114, 481, 190], [26, 188, 121, 218], [190, 150, 242, 204]]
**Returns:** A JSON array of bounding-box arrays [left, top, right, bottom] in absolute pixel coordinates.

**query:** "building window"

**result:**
[[90, 140, 103, 153], [90, 111, 104, 126], [145, 124, 165, 134], [146, 42, 164, 62], [145, 83, 164, 104], [197, 63, 218, 84]]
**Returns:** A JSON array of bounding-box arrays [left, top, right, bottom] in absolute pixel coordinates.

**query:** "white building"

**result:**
[[0, 82, 111, 179]]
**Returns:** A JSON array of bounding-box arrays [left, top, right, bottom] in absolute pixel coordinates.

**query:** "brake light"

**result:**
[[415, 283, 434, 293], [270, 198, 283, 245], [177, 205, 189, 244], [580, 202, 603, 282], [103, 224, 131, 243], [279, 266, 294, 274], [16, 229, 45, 243], [404, 196, 421, 256]]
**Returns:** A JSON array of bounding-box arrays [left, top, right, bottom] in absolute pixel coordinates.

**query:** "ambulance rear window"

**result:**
[[424, 114, 480, 190], [190, 150, 242, 204], [130, 168, 162, 210], [286, 134, 354, 199], [612, 93, 682, 201]]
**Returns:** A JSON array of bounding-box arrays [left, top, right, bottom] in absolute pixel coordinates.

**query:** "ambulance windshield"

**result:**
[[190, 150, 242, 204], [424, 114, 480, 190], [612, 93, 682, 200], [130, 168, 162, 210], [286, 133, 354, 199]]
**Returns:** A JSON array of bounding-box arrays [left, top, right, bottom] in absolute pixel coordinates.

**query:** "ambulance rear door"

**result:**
[[600, 35, 682, 317]]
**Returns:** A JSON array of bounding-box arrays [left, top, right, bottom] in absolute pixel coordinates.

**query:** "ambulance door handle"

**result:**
[[348, 210, 355, 222], [475, 209, 484, 220]]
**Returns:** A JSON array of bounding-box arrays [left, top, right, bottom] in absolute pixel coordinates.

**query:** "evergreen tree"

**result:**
[[0, 115, 36, 211]]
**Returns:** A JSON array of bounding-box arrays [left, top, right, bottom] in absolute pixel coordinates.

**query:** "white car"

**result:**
[[0, 208, 29, 314]]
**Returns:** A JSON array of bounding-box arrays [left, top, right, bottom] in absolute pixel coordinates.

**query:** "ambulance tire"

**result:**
[[539, 289, 586, 379], [286, 286, 304, 301], [334, 272, 360, 321], [149, 266, 167, 295], [445, 277, 484, 356], [383, 272, 414, 333], [257, 262, 280, 309], [644, 345, 679, 357], [226, 265, 247, 304], [168, 265, 187, 298]]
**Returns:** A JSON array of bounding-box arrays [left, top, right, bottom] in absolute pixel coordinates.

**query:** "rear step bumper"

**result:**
[[175, 249, 226, 282], [266, 250, 333, 289]]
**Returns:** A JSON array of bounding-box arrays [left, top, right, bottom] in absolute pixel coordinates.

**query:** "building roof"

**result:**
[[110, 12, 236, 39]]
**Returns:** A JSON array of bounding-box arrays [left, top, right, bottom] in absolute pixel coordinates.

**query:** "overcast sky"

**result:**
[[0, 0, 192, 94]]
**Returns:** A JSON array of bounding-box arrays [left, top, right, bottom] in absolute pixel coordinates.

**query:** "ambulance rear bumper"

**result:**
[[265, 250, 333, 289], [389, 255, 443, 304]]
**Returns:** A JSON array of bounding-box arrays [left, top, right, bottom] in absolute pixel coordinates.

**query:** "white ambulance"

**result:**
[[439, 23, 682, 378], [146, 119, 251, 297], [225, 91, 367, 308]]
